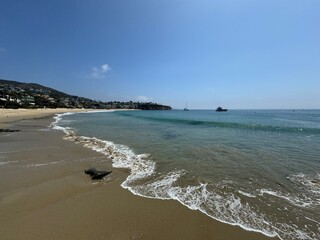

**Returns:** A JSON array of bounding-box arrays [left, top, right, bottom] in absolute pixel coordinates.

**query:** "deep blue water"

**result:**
[[55, 109, 320, 240]]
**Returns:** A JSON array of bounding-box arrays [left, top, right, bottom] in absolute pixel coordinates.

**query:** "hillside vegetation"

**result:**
[[0, 79, 171, 110]]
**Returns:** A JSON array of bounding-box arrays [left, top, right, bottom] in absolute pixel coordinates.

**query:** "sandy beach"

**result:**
[[0, 109, 279, 240], [0, 108, 97, 128]]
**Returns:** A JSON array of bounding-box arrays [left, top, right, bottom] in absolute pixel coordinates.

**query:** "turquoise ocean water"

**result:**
[[54, 110, 320, 240]]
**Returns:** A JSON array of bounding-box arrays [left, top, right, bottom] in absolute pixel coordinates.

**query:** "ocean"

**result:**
[[53, 109, 320, 240]]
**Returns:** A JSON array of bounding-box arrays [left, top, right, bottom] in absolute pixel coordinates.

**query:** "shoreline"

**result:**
[[0, 108, 108, 128], [0, 109, 280, 240]]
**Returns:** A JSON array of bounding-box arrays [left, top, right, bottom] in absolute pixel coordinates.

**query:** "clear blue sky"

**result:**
[[1, 0, 319, 109]]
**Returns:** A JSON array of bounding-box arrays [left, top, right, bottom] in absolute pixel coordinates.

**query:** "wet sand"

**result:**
[[0, 110, 280, 240]]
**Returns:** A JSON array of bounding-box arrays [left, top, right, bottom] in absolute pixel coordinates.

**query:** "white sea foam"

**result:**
[[123, 170, 187, 199], [25, 161, 62, 168], [51, 112, 76, 132], [259, 189, 315, 208], [66, 134, 157, 184], [120, 165, 319, 240], [286, 173, 320, 210], [305, 216, 320, 225], [238, 190, 256, 198], [288, 173, 320, 196], [52, 113, 157, 190], [165, 182, 278, 238], [118, 170, 279, 238], [0, 160, 18, 165], [37, 128, 51, 132]]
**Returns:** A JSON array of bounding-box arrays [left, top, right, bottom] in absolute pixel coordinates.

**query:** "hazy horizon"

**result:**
[[1, 0, 319, 109]]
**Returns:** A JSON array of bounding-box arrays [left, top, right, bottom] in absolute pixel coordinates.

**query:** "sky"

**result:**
[[0, 0, 319, 109]]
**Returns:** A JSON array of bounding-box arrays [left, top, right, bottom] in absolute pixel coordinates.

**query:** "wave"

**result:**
[[258, 189, 318, 208], [51, 112, 77, 133], [52, 112, 320, 240], [238, 190, 256, 198], [24, 161, 62, 168], [287, 173, 320, 204], [0, 160, 18, 166], [116, 112, 320, 134], [50, 110, 116, 131], [52, 115, 156, 185]]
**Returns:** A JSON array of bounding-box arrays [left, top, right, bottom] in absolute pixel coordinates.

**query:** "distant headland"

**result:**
[[0, 79, 171, 110]]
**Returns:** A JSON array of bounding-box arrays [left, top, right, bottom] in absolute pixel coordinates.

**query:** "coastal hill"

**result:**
[[0, 79, 171, 110]]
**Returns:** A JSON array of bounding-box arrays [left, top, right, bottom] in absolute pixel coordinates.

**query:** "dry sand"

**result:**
[[0, 108, 98, 128], [0, 109, 280, 240]]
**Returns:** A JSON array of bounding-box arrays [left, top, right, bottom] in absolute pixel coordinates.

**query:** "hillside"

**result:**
[[0, 79, 171, 110]]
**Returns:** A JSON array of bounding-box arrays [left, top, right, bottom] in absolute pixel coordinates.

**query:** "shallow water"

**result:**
[[54, 109, 320, 240]]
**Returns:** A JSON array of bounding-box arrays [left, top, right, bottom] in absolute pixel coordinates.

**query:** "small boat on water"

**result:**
[[215, 106, 228, 112], [184, 103, 189, 111]]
